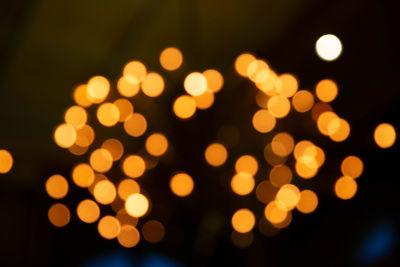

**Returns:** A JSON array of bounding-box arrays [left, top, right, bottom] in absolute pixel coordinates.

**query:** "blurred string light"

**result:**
[[0, 149, 13, 174], [45, 45, 397, 249], [315, 34, 343, 61]]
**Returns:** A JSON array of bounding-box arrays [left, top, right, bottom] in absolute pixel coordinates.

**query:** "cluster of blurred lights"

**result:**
[[44, 44, 399, 249]]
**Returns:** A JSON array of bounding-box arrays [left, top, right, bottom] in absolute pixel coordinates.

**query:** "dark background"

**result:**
[[1, 0, 400, 266]]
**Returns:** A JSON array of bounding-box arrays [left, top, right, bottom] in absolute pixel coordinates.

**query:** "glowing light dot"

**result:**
[[123, 61, 147, 84], [75, 125, 95, 147], [231, 173, 255, 196], [118, 225, 141, 248], [118, 179, 140, 201], [117, 76, 140, 97], [264, 201, 288, 224], [317, 111, 339, 136], [101, 139, 124, 162], [204, 143, 228, 167], [335, 176, 357, 200], [267, 95, 291, 118], [97, 103, 120, 127], [276, 184, 300, 210], [184, 72, 207, 96], [159, 47, 183, 71], [315, 34, 343, 61], [145, 133, 169, 157], [142, 220, 165, 243], [275, 73, 298, 98], [247, 59, 269, 83], [122, 155, 146, 178], [231, 209, 255, 233], [125, 193, 149, 217], [113, 98, 133, 122], [271, 132, 295, 157], [316, 79, 338, 103], [124, 113, 147, 137], [194, 89, 215, 109], [141, 72, 165, 97], [252, 109, 276, 133], [269, 165, 292, 188], [296, 190, 318, 214], [89, 148, 113, 173], [170, 172, 194, 197], [87, 76, 110, 103], [235, 53, 256, 77], [73, 84, 92, 107], [72, 163, 95, 188], [203, 69, 224, 93], [173, 95, 197, 119], [328, 118, 350, 142], [98, 216, 121, 239], [77, 199, 100, 223], [235, 155, 258, 175], [45, 174, 68, 199], [54, 123, 76, 148], [341, 155, 363, 179], [292, 90, 314, 112], [0, 149, 13, 174], [48, 203, 70, 227], [256, 180, 278, 204], [94, 180, 117, 205], [374, 123, 396, 148], [64, 106, 87, 129]]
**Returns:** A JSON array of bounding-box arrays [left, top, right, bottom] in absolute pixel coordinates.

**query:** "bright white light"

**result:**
[[315, 34, 343, 61]]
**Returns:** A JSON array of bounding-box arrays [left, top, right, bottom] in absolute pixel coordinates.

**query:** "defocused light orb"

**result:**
[[54, 124, 76, 148], [231, 173, 255, 196], [269, 165, 292, 188], [374, 123, 396, 148], [72, 163, 95, 187], [113, 99, 133, 122], [255, 180, 278, 204], [101, 139, 124, 161], [118, 225, 141, 248], [77, 199, 100, 223], [48, 203, 70, 227], [292, 90, 314, 112], [204, 143, 228, 167], [334, 176, 357, 200], [159, 47, 183, 71], [73, 84, 92, 107], [170, 172, 194, 197], [317, 111, 338, 136], [271, 132, 294, 157], [252, 109, 276, 133], [87, 76, 110, 103], [116, 208, 138, 227], [145, 133, 168, 157], [89, 148, 113, 173], [75, 125, 95, 147], [311, 102, 333, 122], [275, 73, 298, 98], [231, 209, 255, 233], [124, 113, 147, 137], [264, 201, 288, 224], [94, 180, 117, 205], [328, 118, 350, 142], [315, 34, 343, 61], [316, 79, 338, 103], [276, 184, 300, 210], [123, 61, 147, 84], [296, 190, 318, 214], [117, 76, 140, 97], [122, 155, 146, 178], [0, 149, 13, 174], [64, 106, 87, 129], [118, 179, 140, 201], [235, 53, 256, 77], [235, 155, 258, 175], [98, 216, 121, 239], [45, 174, 69, 199], [97, 103, 120, 127], [141, 72, 165, 97], [247, 59, 269, 83], [142, 220, 165, 243], [125, 193, 149, 217], [184, 72, 207, 96], [194, 89, 215, 109], [173, 95, 197, 119], [341, 155, 363, 178], [231, 231, 254, 248], [203, 69, 224, 92], [267, 95, 291, 118]]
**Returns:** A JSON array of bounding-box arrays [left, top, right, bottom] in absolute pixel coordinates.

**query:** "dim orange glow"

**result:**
[[231, 231, 254, 248], [374, 123, 396, 148], [267, 95, 291, 118], [89, 148, 113, 173], [122, 155, 146, 178], [117, 76, 140, 97], [341, 155, 363, 178], [235, 53, 256, 77], [235, 155, 258, 175], [116, 208, 138, 227], [54, 123, 76, 148], [117, 225, 141, 248], [271, 132, 294, 157], [255, 91, 269, 108], [118, 179, 140, 201], [72, 163, 95, 187], [64, 106, 87, 129], [311, 102, 333, 121], [75, 125, 95, 147], [145, 133, 168, 157], [124, 113, 147, 137], [184, 72, 208, 96], [264, 201, 288, 224], [87, 76, 110, 103], [296, 190, 318, 214], [125, 193, 149, 217], [101, 139, 124, 161], [94, 180, 117, 205], [123, 61, 147, 84], [231, 209, 255, 233], [275, 73, 298, 98], [141, 72, 165, 97], [252, 109, 276, 133], [335, 176, 357, 200], [203, 69, 224, 93], [263, 143, 287, 166], [113, 98, 133, 122], [292, 90, 314, 112], [315, 79, 338, 102], [0, 149, 13, 174], [73, 84, 92, 107], [142, 220, 165, 243], [77, 199, 100, 223], [269, 165, 292, 188], [194, 89, 215, 109], [159, 47, 183, 71], [255, 180, 278, 204], [173, 95, 197, 119], [97, 103, 120, 127], [231, 173, 255, 196], [45, 174, 68, 199], [170, 172, 194, 197], [204, 143, 228, 167], [68, 144, 88, 155], [48, 203, 70, 227], [98, 216, 121, 239]]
